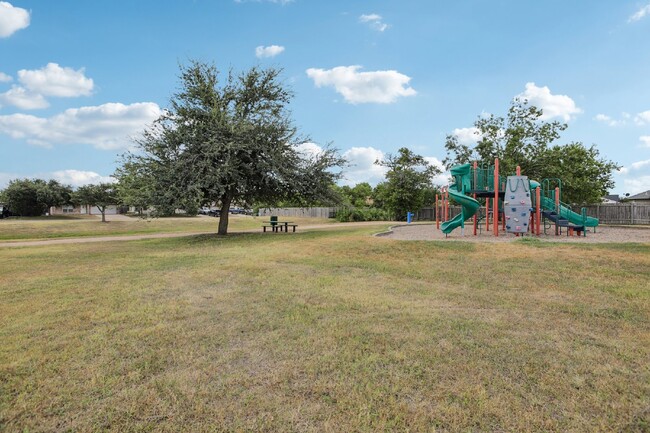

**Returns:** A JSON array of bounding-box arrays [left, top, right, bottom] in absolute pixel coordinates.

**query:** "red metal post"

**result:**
[[555, 187, 560, 236], [494, 158, 499, 237], [435, 194, 439, 229], [445, 187, 449, 221], [473, 161, 478, 236], [536, 186, 541, 236]]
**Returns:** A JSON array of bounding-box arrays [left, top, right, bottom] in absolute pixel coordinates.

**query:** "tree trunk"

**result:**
[[217, 196, 232, 235], [98, 205, 106, 223]]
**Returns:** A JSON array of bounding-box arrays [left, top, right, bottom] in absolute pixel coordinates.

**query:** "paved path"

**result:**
[[0, 221, 392, 248]]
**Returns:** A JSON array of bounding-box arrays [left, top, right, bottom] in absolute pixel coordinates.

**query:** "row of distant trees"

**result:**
[[0, 179, 117, 222], [2, 60, 620, 231]]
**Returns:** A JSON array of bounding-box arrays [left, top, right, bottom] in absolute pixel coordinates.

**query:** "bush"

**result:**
[[335, 207, 392, 222]]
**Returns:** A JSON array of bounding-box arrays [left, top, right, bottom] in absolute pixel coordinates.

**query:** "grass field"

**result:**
[[1, 224, 648, 432], [0, 215, 333, 241]]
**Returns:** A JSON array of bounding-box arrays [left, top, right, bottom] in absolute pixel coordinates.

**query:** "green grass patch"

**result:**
[[0, 215, 334, 241], [1, 226, 648, 431]]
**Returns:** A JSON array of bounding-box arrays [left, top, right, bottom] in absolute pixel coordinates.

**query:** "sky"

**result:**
[[1, 0, 650, 196]]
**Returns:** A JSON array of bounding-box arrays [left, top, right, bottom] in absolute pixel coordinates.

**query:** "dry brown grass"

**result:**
[[0, 227, 648, 432], [0, 215, 333, 241]]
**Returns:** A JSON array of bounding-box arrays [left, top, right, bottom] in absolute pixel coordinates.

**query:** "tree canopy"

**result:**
[[74, 183, 118, 222], [444, 99, 619, 204], [2, 179, 73, 216], [116, 60, 345, 234], [374, 147, 441, 220]]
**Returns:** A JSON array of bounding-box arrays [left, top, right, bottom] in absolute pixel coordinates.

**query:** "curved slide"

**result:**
[[441, 164, 481, 234], [540, 196, 599, 227]]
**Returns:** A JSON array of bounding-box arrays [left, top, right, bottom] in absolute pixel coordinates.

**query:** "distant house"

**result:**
[[49, 204, 121, 215], [602, 194, 620, 204], [626, 190, 650, 204]]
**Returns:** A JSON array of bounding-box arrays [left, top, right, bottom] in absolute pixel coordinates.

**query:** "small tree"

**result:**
[[117, 60, 345, 234], [115, 160, 153, 215], [2, 179, 73, 216], [374, 147, 441, 220], [75, 183, 118, 222]]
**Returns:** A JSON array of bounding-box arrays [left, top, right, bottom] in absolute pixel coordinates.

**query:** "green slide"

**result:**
[[441, 164, 481, 234], [540, 196, 599, 227]]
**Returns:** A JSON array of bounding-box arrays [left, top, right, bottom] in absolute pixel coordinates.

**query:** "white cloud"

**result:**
[[629, 159, 650, 171], [18, 63, 94, 97], [629, 4, 650, 22], [618, 158, 650, 175], [594, 113, 625, 127], [622, 176, 650, 195], [51, 170, 116, 187], [0, 170, 115, 188], [0, 1, 30, 38], [634, 110, 650, 125], [640, 136, 650, 148], [452, 127, 483, 145], [517, 82, 582, 121], [0, 72, 12, 82], [0, 85, 49, 109], [423, 156, 450, 186], [359, 13, 390, 32], [0, 102, 162, 150], [255, 45, 285, 58], [294, 141, 324, 157], [306, 65, 416, 104], [0, 171, 18, 188], [340, 146, 387, 186]]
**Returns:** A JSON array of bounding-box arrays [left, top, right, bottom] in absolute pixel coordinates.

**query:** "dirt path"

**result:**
[[0, 221, 391, 248]]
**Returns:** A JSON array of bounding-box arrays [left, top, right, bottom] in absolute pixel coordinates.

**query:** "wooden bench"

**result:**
[[278, 224, 298, 233], [262, 224, 279, 233]]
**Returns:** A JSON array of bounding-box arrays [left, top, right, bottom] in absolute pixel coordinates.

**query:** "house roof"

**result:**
[[627, 190, 650, 200], [603, 194, 620, 202]]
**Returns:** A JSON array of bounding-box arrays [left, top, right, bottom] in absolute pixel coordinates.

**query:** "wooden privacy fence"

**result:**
[[581, 204, 650, 225], [258, 207, 339, 218], [259, 205, 650, 225]]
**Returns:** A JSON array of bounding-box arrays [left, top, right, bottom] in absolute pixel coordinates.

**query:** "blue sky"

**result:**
[[1, 0, 650, 195]]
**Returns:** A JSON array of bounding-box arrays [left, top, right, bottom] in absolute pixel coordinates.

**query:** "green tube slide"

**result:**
[[441, 164, 481, 234], [540, 196, 599, 227]]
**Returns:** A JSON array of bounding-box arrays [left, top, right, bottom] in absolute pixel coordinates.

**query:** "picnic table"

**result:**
[[261, 220, 298, 233]]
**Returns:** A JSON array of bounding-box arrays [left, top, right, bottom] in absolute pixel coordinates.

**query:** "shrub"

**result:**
[[335, 207, 392, 222]]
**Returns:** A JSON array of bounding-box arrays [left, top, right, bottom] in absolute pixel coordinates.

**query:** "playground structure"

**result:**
[[435, 159, 599, 237]]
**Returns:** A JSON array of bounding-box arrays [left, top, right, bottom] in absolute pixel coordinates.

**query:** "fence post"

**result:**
[[631, 202, 635, 225]]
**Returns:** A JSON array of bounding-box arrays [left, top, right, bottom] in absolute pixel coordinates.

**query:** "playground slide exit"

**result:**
[[540, 196, 599, 227], [441, 164, 480, 234]]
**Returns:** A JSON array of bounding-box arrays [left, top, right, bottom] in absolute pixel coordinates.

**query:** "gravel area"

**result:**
[[380, 223, 650, 243]]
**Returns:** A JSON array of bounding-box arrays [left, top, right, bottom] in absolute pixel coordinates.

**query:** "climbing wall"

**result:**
[[504, 176, 532, 234]]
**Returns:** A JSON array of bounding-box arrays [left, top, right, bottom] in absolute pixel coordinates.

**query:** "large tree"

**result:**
[[374, 147, 441, 220], [539, 142, 619, 205], [2, 179, 73, 216], [444, 98, 567, 176], [117, 61, 345, 234], [74, 183, 118, 222], [443, 99, 619, 204]]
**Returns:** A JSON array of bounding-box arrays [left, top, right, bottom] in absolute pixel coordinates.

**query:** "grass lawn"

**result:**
[[0, 215, 333, 241], [1, 226, 648, 432]]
